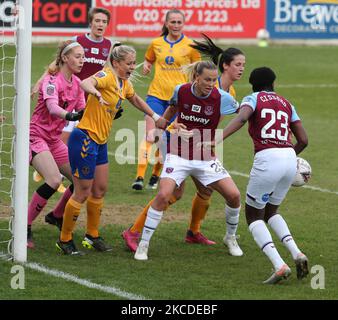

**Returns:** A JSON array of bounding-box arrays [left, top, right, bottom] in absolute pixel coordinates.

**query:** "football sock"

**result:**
[[28, 183, 57, 225], [136, 139, 152, 179], [130, 195, 177, 233], [52, 184, 74, 218], [249, 220, 285, 271], [225, 205, 240, 236], [86, 196, 104, 238], [189, 192, 210, 234], [268, 214, 301, 260], [151, 148, 163, 177], [140, 206, 163, 243], [60, 197, 82, 242]]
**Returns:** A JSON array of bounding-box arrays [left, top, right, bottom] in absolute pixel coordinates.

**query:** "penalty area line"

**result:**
[[24, 262, 148, 300], [109, 152, 338, 196]]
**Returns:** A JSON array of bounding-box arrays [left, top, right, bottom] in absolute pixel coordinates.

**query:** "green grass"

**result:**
[[1, 43, 338, 300]]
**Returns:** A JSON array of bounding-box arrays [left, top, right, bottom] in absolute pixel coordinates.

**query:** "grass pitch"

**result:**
[[1, 43, 338, 300]]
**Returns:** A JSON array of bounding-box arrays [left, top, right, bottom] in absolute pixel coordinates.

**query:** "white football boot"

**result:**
[[223, 234, 243, 256], [134, 241, 149, 261]]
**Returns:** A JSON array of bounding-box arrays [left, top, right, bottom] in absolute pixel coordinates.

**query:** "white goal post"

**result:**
[[7, 0, 32, 263]]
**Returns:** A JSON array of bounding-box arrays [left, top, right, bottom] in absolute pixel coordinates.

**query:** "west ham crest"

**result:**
[[102, 48, 109, 57], [204, 105, 214, 116], [166, 167, 174, 174]]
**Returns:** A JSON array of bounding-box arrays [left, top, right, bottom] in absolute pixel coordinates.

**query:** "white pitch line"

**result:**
[[302, 185, 338, 195], [109, 152, 338, 196], [25, 262, 148, 300]]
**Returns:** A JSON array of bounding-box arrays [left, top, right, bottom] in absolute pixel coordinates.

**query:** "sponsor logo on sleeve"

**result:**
[[46, 84, 55, 96], [95, 71, 106, 78]]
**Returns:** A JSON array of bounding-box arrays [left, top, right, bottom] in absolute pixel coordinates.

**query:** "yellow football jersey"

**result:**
[[145, 35, 201, 101], [78, 67, 135, 144], [216, 76, 236, 98]]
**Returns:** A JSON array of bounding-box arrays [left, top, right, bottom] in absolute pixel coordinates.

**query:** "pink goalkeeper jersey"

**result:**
[[30, 72, 85, 142]]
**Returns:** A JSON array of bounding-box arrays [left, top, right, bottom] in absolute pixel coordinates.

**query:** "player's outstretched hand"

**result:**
[[65, 109, 84, 121], [94, 91, 110, 106], [177, 127, 194, 142], [142, 60, 152, 75], [155, 117, 168, 130], [196, 140, 216, 150]]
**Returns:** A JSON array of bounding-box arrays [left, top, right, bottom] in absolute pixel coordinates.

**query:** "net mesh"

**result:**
[[0, 3, 17, 260]]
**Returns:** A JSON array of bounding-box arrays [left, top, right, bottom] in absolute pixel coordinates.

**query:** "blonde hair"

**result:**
[[47, 40, 81, 75], [104, 42, 141, 83], [104, 42, 136, 69], [184, 61, 217, 82]]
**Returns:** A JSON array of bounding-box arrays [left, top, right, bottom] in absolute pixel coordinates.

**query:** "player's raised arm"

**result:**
[[80, 76, 109, 106]]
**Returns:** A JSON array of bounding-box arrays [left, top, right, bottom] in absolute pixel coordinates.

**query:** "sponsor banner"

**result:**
[[0, 0, 16, 29], [97, 0, 265, 38], [1, 0, 92, 35], [267, 0, 338, 38]]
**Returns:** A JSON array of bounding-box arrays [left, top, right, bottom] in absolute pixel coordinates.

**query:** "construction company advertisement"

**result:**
[[97, 0, 265, 38], [266, 0, 338, 38], [1, 0, 337, 39], [1, 0, 265, 38]]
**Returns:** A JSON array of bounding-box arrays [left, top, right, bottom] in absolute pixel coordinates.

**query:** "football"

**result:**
[[292, 157, 312, 187], [256, 28, 270, 40]]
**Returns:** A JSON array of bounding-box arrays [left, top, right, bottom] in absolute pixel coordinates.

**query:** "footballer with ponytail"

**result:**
[[190, 33, 245, 98], [27, 40, 86, 249], [56, 44, 167, 255]]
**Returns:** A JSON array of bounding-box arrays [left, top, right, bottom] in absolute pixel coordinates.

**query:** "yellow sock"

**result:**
[[130, 200, 151, 233], [60, 197, 82, 242], [130, 195, 178, 233], [189, 192, 211, 234], [86, 196, 103, 238], [151, 149, 163, 177], [136, 140, 152, 178]]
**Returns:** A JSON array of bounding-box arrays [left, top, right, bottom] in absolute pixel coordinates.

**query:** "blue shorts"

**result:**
[[68, 128, 108, 180], [146, 95, 176, 123]]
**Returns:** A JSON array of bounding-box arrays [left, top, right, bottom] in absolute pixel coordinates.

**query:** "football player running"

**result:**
[[205, 67, 309, 284]]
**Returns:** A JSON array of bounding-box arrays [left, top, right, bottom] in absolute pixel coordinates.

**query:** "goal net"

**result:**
[[0, 0, 32, 262]]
